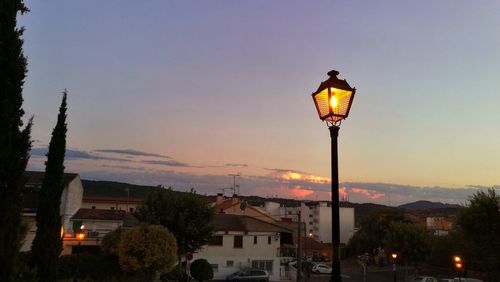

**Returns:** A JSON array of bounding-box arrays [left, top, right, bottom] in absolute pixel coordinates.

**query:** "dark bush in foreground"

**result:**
[[190, 259, 213, 282]]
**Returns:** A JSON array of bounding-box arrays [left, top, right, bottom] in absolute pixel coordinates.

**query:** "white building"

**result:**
[[263, 201, 355, 245], [193, 213, 294, 281], [21, 171, 83, 252]]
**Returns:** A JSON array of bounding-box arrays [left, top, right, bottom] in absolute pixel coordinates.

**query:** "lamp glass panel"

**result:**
[[314, 88, 330, 119], [329, 88, 352, 122]]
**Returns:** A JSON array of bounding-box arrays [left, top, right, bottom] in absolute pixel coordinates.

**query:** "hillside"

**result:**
[[82, 180, 159, 198], [398, 200, 460, 210]]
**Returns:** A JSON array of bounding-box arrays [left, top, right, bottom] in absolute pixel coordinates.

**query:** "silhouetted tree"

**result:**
[[32, 91, 68, 281], [136, 188, 214, 280], [384, 221, 430, 268], [457, 188, 500, 281], [0, 1, 33, 280], [346, 209, 407, 256]]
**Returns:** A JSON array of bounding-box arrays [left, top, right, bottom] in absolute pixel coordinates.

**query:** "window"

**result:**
[[208, 236, 223, 246], [129, 207, 134, 212], [251, 260, 273, 275], [210, 264, 218, 273], [268, 236, 271, 244], [288, 211, 292, 215], [309, 214, 313, 218], [254, 236, 257, 244], [309, 221, 313, 225], [110, 207, 115, 210], [234, 235, 243, 248], [226, 260, 234, 267], [91, 206, 95, 209]]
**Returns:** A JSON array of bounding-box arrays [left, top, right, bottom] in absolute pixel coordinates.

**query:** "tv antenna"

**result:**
[[228, 173, 240, 196]]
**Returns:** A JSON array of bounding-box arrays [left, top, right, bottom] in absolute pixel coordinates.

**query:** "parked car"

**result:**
[[452, 278, 484, 282], [226, 269, 269, 281], [414, 276, 438, 282], [311, 263, 332, 274]]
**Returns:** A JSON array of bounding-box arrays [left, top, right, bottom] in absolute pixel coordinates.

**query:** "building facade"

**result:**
[[263, 201, 355, 245], [193, 214, 293, 281]]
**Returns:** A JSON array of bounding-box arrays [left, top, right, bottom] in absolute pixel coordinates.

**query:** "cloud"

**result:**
[[27, 152, 497, 205], [141, 160, 192, 168], [224, 163, 248, 167], [350, 188, 385, 200], [96, 149, 171, 159], [30, 147, 128, 162]]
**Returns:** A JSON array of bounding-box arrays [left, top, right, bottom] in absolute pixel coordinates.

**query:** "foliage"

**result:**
[[135, 188, 214, 255], [0, 0, 33, 280], [101, 228, 124, 256], [118, 224, 177, 281], [425, 230, 467, 268], [32, 91, 68, 281], [58, 254, 122, 281], [456, 188, 500, 280], [384, 221, 430, 267], [190, 259, 213, 282], [160, 263, 189, 282], [346, 209, 407, 256]]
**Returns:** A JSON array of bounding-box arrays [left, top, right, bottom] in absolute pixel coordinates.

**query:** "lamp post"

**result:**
[[311, 70, 356, 282], [74, 232, 86, 282], [391, 253, 398, 282], [454, 256, 463, 281]]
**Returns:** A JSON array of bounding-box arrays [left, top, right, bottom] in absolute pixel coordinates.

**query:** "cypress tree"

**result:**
[[0, 0, 33, 281], [32, 91, 68, 282]]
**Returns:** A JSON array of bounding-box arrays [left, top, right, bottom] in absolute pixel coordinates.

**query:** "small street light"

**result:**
[[453, 256, 463, 280], [311, 70, 356, 282], [74, 232, 86, 282], [390, 253, 398, 282]]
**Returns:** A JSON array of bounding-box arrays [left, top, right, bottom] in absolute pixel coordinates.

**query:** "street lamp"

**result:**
[[454, 256, 463, 280], [74, 232, 86, 282], [391, 253, 398, 282], [311, 70, 356, 282]]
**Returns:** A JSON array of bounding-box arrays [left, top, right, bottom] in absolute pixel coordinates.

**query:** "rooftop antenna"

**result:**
[[228, 173, 240, 196]]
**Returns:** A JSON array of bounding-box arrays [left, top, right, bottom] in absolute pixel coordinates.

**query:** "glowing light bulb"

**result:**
[[330, 96, 337, 108]]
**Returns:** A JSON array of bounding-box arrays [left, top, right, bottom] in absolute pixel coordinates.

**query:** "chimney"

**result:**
[[232, 194, 239, 205], [216, 193, 224, 205]]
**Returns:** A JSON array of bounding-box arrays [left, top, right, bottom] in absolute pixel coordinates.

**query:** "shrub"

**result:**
[[190, 259, 213, 282]]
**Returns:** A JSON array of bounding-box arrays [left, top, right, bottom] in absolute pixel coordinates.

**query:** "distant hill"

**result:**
[[82, 180, 159, 198], [398, 200, 460, 210]]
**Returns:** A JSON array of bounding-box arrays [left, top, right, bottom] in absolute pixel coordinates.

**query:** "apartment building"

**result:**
[[264, 200, 355, 244]]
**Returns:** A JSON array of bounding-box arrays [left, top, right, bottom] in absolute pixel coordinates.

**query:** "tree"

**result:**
[[118, 224, 177, 281], [101, 228, 123, 256], [384, 221, 430, 268], [0, 0, 33, 281], [31, 91, 68, 281], [346, 209, 407, 256], [135, 189, 214, 261], [190, 259, 213, 282], [456, 188, 500, 281]]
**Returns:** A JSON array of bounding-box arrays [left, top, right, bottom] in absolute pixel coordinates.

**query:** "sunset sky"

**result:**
[[22, 0, 500, 205]]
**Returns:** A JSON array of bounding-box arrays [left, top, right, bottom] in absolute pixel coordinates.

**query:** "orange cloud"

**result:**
[[275, 170, 330, 184], [339, 187, 348, 199], [290, 185, 314, 198], [351, 188, 385, 199]]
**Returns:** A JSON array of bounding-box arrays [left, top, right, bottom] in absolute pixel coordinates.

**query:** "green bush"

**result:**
[[190, 259, 213, 282]]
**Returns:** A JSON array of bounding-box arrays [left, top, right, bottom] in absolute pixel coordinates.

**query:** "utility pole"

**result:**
[[297, 211, 302, 282]]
